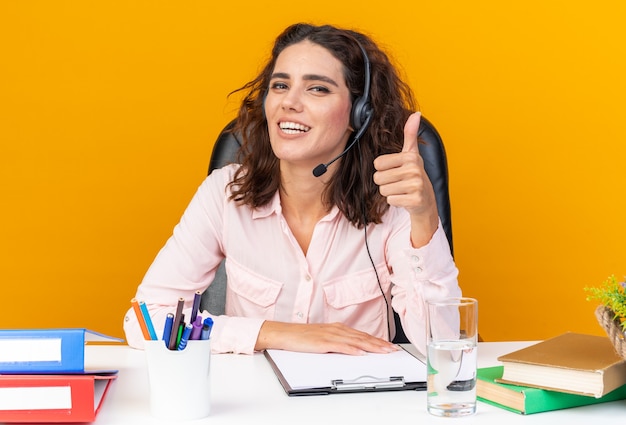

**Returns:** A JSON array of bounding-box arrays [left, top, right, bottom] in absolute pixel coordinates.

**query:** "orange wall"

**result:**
[[1, 2, 624, 341]]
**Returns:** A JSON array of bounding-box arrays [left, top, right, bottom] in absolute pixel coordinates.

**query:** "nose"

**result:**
[[280, 89, 303, 112]]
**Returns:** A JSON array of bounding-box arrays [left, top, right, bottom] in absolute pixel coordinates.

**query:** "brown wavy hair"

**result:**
[[228, 23, 417, 228]]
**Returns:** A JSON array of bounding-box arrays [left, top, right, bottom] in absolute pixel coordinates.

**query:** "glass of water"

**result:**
[[426, 297, 478, 417]]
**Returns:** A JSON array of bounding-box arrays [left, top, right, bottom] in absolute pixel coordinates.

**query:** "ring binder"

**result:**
[[332, 376, 405, 391], [0, 329, 123, 374]]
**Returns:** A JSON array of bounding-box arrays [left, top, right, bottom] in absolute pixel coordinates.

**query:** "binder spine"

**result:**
[[0, 374, 115, 423], [0, 329, 85, 373]]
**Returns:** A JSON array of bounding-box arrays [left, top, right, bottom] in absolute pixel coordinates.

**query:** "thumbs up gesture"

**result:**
[[373, 112, 439, 246]]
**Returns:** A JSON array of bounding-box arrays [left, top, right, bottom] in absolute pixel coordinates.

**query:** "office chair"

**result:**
[[201, 117, 453, 344]]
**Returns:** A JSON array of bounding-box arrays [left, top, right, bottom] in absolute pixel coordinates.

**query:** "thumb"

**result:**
[[402, 112, 421, 153]]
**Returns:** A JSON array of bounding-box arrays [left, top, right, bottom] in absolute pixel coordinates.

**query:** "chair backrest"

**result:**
[[201, 117, 453, 343]]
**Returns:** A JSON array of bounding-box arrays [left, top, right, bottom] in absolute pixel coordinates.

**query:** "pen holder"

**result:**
[[144, 339, 211, 421]]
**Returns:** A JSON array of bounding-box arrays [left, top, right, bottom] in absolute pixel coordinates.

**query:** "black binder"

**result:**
[[264, 345, 427, 396]]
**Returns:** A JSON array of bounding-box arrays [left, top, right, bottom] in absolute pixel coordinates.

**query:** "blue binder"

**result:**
[[0, 328, 123, 373]]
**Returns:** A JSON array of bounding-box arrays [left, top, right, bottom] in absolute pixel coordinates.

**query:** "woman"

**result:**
[[124, 23, 460, 355]]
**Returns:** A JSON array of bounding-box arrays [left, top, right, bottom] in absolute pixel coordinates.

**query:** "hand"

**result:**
[[372, 112, 439, 246], [255, 321, 399, 355]]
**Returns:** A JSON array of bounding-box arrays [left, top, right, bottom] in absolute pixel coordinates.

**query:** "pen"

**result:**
[[190, 290, 202, 324], [162, 313, 174, 347], [190, 315, 203, 340], [168, 297, 185, 350], [130, 298, 151, 340], [200, 317, 213, 340], [139, 300, 158, 340], [177, 323, 193, 350]]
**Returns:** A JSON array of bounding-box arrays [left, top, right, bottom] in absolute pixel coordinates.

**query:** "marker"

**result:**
[[177, 324, 193, 350], [162, 313, 174, 348], [200, 317, 214, 340], [190, 316, 203, 340]]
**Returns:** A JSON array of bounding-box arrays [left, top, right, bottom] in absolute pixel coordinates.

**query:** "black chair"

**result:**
[[201, 117, 453, 344]]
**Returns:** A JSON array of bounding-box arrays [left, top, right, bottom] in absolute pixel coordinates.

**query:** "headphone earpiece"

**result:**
[[351, 96, 372, 131], [349, 41, 373, 132]]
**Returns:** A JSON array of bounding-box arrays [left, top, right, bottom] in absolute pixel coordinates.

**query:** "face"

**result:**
[[264, 40, 353, 173]]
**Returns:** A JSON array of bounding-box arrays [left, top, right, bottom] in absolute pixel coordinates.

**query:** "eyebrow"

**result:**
[[270, 72, 339, 87]]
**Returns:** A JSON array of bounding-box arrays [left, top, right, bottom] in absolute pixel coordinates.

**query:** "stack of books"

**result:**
[[477, 332, 626, 414], [0, 328, 122, 423]]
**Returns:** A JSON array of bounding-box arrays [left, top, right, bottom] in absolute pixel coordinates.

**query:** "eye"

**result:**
[[270, 81, 288, 91], [309, 85, 331, 94]]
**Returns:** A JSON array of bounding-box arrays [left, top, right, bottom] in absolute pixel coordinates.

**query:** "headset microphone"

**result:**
[[312, 112, 372, 177], [312, 38, 373, 178]]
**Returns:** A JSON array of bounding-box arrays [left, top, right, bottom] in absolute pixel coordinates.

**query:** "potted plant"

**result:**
[[585, 275, 626, 360]]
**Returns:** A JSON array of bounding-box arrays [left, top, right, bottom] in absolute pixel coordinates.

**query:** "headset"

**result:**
[[312, 39, 374, 177], [310, 37, 390, 340], [349, 40, 392, 342]]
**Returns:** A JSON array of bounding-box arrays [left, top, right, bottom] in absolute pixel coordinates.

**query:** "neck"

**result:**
[[279, 183, 328, 223], [278, 164, 332, 254]]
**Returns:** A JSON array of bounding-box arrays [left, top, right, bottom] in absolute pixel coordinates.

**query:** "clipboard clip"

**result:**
[[331, 375, 406, 391]]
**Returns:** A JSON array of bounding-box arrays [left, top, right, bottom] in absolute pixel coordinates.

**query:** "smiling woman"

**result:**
[[264, 41, 353, 171], [124, 23, 461, 357]]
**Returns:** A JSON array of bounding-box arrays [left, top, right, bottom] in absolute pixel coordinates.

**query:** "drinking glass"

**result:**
[[426, 297, 478, 417]]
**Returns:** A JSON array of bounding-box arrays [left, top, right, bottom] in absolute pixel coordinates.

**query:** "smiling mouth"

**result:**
[[279, 121, 311, 134]]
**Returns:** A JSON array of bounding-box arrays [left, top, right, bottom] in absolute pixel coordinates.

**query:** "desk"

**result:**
[[86, 342, 625, 424]]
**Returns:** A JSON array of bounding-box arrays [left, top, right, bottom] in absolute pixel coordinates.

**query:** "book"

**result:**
[[477, 366, 626, 414], [0, 328, 123, 374], [0, 372, 117, 423], [264, 345, 427, 396], [497, 332, 626, 398]]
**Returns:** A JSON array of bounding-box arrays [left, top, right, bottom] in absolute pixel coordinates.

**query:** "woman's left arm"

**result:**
[[374, 111, 460, 354]]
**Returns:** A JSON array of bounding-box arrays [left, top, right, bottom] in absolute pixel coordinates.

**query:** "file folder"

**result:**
[[264, 345, 427, 396], [0, 372, 117, 423], [0, 328, 123, 374]]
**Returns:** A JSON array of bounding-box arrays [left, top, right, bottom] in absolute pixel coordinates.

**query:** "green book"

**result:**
[[477, 366, 626, 415]]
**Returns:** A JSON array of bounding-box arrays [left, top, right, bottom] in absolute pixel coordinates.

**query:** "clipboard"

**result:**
[[264, 345, 427, 396]]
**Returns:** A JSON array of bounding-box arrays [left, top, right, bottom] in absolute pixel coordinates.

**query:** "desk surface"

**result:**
[[86, 342, 625, 424]]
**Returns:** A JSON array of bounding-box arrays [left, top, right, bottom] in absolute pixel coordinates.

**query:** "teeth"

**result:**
[[279, 121, 310, 133]]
